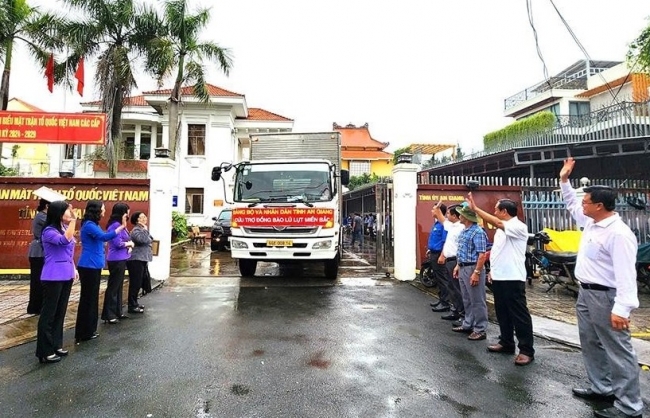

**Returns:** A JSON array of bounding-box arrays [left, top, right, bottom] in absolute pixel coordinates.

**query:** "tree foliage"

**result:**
[[391, 146, 410, 164], [146, 0, 233, 159], [628, 19, 650, 73], [0, 163, 18, 176], [347, 172, 380, 191], [57, 0, 164, 177]]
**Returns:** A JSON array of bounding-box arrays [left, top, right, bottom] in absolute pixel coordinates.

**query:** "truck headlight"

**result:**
[[230, 240, 248, 249], [312, 240, 332, 249]]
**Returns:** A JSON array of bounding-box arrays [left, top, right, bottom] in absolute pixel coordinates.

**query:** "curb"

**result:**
[[0, 279, 165, 351], [408, 280, 650, 367]]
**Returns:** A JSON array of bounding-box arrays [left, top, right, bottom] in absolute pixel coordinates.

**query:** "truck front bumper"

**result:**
[[229, 236, 339, 260]]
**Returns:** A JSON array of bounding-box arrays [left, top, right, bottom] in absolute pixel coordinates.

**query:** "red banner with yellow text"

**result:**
[[232, 208, 335, 227], [0, 111, 106, 144], [0, 179, 149, 270]]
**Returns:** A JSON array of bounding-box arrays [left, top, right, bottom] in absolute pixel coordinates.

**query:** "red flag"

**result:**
[[45, 53, 54, 93], [74, 57, 84, 97]]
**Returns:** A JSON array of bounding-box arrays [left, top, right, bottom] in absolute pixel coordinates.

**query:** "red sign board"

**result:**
[[232, 208, 335, 227], [0, 179, 149, 270], [0, 111, 106, 144]]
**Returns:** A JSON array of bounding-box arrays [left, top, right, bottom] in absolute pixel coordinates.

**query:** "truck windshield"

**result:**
[[234, 162, 332, 203]]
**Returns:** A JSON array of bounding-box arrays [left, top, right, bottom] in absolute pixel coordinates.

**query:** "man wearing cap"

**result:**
[[467, 193, 534, 366], [452, 206, 489, 341], [560, 158, 643, 418]]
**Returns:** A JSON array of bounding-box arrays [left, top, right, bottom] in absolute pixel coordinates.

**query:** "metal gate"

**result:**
[[342, 182, 394, 272]]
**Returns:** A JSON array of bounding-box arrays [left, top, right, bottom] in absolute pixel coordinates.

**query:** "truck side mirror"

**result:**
[[340, 170, 350, 186], [211, 167, 222, 181]]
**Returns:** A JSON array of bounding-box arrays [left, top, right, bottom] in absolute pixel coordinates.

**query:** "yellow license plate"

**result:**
[[266, 240, 293, 247]]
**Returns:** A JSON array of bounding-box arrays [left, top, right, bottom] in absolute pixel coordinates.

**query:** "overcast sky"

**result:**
[[8, 0, 650, 153]]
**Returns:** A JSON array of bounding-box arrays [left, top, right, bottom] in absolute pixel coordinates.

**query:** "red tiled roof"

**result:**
[[238, 108, 293, 121], [333, 122, 389, 150], [8, 97, 45, 112], [82, 95, 148, 107], [142, 83, 243, 97], [342, 150, 392, 160]]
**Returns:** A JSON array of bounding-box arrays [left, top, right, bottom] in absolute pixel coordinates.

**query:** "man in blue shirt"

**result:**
[[427, 202, 450, 312]]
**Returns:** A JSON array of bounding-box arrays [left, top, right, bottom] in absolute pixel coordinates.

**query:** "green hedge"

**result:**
[[483, 111, 556, 148]]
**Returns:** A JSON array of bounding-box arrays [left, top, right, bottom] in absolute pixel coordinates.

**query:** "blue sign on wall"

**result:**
[[172, 195, 178, 207]]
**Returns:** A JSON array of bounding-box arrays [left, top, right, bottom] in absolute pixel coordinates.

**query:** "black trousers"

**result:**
[[491, 280, 535, 356], [428, 251, 450, 305], [36, 280, 72, 358], [444, 259, 465, 314], [126, 260, 145, 310], [75, 267, 101, 340], [27, 257, 44, 314], [102, 260, 126, 320]]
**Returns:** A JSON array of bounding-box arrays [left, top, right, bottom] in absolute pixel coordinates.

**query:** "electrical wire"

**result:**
[[526, 0, 552, 94], [548, 0, 623, 105]]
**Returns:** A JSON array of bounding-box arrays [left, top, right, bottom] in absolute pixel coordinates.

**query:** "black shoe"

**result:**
[[451, 320, 464, 327], [431, 305, 450, 313], [75, 333, 99, 344], [104, 318, 119, 324], [441, 313, 460, 320], [39, 354, 61, 364], [128, 307, 144, 314], [118, 315, 130, 319], [430, 302, 441, 308], [594, 406, 641, 418], [572, 387, 616, 402], [55, 349, 69, 356]]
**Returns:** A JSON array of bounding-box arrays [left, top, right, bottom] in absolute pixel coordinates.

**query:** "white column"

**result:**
[[147, 154, 176, 281], [134, 124, 141, 159], [391, 163, 419, 281]]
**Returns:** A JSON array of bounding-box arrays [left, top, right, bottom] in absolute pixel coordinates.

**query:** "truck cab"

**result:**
[[211, 132, 348, 279]]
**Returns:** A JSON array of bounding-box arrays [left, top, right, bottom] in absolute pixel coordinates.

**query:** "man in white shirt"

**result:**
[[468, 193, 534, 366], [433, 204, 465, 320], [560, 158, 642, 418]]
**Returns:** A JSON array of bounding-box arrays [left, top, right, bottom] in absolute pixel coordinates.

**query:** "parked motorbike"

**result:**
[[419, 259, 437, 288], [527, 231, 579, 296]]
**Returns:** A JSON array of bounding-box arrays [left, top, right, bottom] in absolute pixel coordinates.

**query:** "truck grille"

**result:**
[[252, 243, 309, 248], [243, 227, 318, 235]]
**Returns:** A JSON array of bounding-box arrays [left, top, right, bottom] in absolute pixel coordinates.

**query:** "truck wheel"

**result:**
[[239, 259, 257, 277], [324, 258, 339, 280]]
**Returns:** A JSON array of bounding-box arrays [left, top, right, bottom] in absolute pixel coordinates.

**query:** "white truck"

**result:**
[[211, 132, 349, 279]]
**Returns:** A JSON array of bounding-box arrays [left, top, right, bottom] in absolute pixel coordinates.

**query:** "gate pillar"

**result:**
[[147, 150, 176, 281], [392, 163, 418, 281]]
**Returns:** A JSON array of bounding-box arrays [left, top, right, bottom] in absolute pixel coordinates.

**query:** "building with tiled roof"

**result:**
[[0, 98, 52, 176], [73, 83, 293, 226], [333, 123, 393, 177]]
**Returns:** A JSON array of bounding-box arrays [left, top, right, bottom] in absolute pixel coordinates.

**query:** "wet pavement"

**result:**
[[1, 242, 650, 416], [2, 265, 649, 417], [2, 240, 650, 358]]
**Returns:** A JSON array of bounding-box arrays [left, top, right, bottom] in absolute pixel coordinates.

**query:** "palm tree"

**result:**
[[0, 0, 63, 160], [57, 0, 163, 177], [1, 0, 62, 109], [147, 0, 233, 159]]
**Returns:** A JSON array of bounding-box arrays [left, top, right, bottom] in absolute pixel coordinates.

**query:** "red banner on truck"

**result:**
[[232, 208, 335, 227], [0, 111, 106, 144]]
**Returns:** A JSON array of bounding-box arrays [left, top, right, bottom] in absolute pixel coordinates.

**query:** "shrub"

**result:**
[[171, 211, 188, 241], [484, 111, 556, 148]]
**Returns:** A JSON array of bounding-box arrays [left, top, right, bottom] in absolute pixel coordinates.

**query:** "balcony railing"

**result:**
[[503, 66, 610, 111], [431, 100, 650, 168]]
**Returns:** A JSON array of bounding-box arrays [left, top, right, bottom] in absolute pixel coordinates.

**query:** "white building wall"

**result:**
[[590, 84, 633, 111]]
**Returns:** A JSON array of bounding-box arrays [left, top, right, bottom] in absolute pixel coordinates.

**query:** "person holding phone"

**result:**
[[75, 200, 127, 343], [35, 201, 77, 364]]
